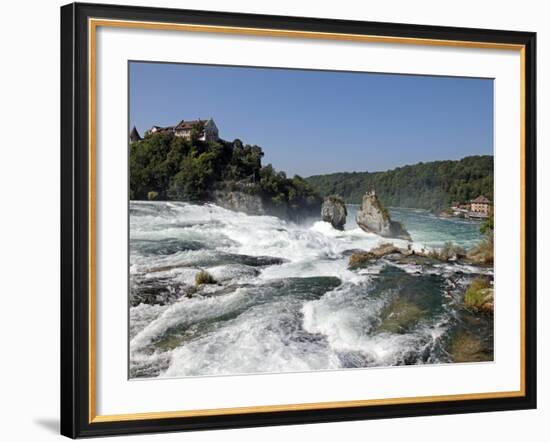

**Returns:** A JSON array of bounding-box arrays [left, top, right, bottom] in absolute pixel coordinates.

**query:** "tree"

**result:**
[[190, 122, 203, 144], [168, 153, 212, 201], [305, 155, 493, 212]]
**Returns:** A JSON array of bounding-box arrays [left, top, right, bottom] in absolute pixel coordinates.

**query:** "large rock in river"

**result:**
[[321, 195, 347, 230], [356, 191, 411, 240]]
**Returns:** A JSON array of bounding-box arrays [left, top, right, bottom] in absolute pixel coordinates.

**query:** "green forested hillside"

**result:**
[[129, 131, 320, 216], [306, 155, 493, 211]]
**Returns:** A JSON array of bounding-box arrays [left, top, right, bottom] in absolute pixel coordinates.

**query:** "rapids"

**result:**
[[129, 201, 493, 378]]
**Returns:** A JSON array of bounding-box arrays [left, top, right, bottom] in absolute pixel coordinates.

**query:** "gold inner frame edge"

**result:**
[[88, 17, 527, 424]]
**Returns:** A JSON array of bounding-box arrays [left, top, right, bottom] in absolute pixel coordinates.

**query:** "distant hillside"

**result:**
[[306, 155, 493, 212]]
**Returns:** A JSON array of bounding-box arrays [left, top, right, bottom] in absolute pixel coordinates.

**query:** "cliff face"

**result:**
[[356, 192, 411, 240], [213, 190, 266, 216], [213, 189, 319, 220]]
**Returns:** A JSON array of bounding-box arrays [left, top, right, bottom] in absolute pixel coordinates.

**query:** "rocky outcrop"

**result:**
[[129, 275, 195, 306], [348, 243, 414, 269], [321, 195, 347, 230], [450, 332, 493, 362], [213, 190, 266, 215], [348, 241, 491, 270], [356, 191, 411, 240], [213, 189, 320, 220], [477, 289, 494, 314]]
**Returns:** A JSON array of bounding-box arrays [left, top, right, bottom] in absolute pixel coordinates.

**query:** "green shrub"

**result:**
[[464, 277, 491, 308], [195, 270, 216, 287], [480, 213, 494, 235], [467, 234, 494, 264]]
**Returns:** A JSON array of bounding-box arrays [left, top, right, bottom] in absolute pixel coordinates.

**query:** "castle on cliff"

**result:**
[[130, 118, 219, 143]]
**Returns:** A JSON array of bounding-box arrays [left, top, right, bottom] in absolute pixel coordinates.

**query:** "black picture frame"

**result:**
[[61, 2, 537, 438]]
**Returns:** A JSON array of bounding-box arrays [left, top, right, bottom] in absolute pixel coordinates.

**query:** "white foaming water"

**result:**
[[131, 288, 252, 351], [301, 282, 450, 367], [129, 201, 491, 378], [162, 299, 342, 377]]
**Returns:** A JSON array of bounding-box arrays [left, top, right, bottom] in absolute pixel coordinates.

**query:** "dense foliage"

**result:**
[[480, 213, 494, 235], [305, 155, 493, 212], [129, 132, 321, 215]]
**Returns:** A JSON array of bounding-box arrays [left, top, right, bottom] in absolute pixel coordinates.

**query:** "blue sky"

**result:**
[[130, 62, 493, 177]]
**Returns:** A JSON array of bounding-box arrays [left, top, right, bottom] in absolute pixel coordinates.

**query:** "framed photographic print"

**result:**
[[60, 2, 537, 438]]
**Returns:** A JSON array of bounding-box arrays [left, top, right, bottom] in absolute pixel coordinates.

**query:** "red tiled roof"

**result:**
[[175, 119, 206, 130]]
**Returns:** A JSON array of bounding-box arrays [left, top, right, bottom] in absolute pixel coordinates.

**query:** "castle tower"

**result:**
[[129, 126, 142, 142]]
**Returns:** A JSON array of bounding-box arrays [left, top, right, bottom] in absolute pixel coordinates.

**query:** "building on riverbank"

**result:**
[[469, 195, 492, 219], [447, 195, 492, 220]]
